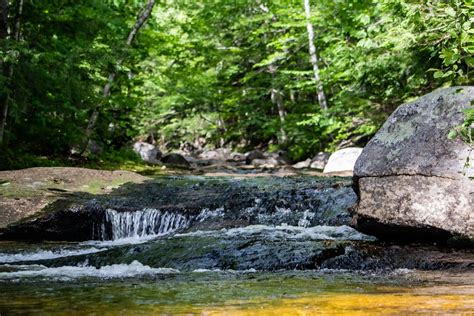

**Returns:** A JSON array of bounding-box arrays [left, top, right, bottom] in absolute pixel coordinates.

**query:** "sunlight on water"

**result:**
[[196, 289, 474, 315], [0, 271, 472, 314]]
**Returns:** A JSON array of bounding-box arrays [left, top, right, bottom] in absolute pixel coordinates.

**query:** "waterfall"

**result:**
[[103, 208, 189, 240]]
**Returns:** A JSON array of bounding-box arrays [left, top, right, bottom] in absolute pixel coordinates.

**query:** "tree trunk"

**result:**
[[304, 0, 327, 110], [0, 0, 23, 145], [0, 0, 8, 39], [258, 2, 288, 145], [271, 88, 288, 145], [83, 0, 156, 150]]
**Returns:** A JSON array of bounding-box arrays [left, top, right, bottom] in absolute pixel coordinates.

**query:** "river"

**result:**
[[0, 175, 472, 314]]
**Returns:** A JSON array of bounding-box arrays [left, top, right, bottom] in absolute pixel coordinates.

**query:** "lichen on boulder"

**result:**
[[353, 86, 474, 240]]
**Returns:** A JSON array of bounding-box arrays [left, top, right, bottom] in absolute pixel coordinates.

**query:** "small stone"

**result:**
[[292, 159, 311, 169]]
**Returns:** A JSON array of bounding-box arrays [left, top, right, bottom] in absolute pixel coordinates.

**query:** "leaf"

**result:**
[[445, 7, 456, 17], [433, 71, 444, 79], [448, 129, 458, 140]]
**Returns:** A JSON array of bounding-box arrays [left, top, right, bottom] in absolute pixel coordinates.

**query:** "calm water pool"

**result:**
[[1, 270, 473, 314]]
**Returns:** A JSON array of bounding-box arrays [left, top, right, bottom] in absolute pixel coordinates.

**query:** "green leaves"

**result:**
[[3, 0, 471, 165]]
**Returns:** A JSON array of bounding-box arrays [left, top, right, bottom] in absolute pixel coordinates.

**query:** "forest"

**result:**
[[0, 0, 472, 169]]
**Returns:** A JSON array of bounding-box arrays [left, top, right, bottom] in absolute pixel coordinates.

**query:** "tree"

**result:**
[[83, 0, 157, 151], [0, 0, 23, 145], [303, 0, 327, 110]]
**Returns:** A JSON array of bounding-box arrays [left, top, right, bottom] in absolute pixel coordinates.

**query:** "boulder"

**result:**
[[353, 86, 474, 240], [266, 150, 291, 165], [133, 142, 162, 164], [323, 148, 363, 174], [245, 150, 265, 164], [161, 153, 191, 168], [252, 158, 279, 168], [310, 152, 330, 170], [228, 152, 247, 162], [198, 148, 231, 161]]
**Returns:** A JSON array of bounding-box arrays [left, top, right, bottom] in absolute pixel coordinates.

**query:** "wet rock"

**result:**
[[321, 243, 474, 271], [323, 148, 363, 174], [133, 142, 162, 164], [0, 176, 356, 241], [353, 86, 474, 240], [161, 153, 191, 168], [0, 200, 106, 241], [36, 229, 474, 272]]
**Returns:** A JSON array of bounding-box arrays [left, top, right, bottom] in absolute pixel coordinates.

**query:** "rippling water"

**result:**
[[0, 268, 472, 314], [0, 176, 472, 314]]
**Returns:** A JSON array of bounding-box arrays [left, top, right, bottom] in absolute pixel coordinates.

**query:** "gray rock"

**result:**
[[161, 153, 191, 168], [228, 152, 246, 162], [353, 86, 474, 239], [323, 148, 363, 174], [310, 152, 330, 170], [266, 150, 291, 165], [252, 158, 278, 168], [198, 148, 231, 161], [245, 150, 265, 164], [292, 159, 311, 169], [133, 142, 162, 164]]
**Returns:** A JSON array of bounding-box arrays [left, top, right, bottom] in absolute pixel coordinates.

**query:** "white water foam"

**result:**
[[103, 208, 189, 240], [195, 207, 225, 222], [0, 260, 178, 280], [0, 247, 106, 263], [192, 268, 258, 274], [177, 225, 376, 241]]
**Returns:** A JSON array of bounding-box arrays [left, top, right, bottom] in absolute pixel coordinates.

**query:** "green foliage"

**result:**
[[1, 0, 472, 169]]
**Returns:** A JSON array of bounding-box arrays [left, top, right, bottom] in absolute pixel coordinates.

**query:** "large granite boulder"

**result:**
[[353, 87, 474, 240]]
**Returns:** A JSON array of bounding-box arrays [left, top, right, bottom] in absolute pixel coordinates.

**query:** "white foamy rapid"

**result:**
[[0, 261, 178, 280], [103, 208, 190, 240], [177, 225, 376, 241], [0, 247, 106, 263]]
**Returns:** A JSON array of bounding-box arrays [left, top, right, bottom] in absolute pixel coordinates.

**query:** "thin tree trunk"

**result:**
[[216, 115, 226, 147], [0, 0, 8, 145], [258, 2, 288, 145], [0, 0, 8, 39], [271, 88, 288, 145], [0, 0, 23, 145], [83, 0, 156, 150], [304, 0, 327, 110]]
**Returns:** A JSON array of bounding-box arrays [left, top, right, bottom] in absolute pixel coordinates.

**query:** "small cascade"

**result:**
[[102, 208, 189, 240]]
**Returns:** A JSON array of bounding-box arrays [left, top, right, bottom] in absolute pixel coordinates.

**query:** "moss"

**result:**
[[375, 120, 416, 146]]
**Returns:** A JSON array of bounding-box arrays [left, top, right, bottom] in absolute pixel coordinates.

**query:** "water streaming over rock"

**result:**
[[103, 208, 190, 240]]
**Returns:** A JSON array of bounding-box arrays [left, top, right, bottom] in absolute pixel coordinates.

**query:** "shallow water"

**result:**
[[0, 175, 472, 314], [0, 269, 473, 314]]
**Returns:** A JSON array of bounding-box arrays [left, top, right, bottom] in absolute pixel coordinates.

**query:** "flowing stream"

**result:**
[[0, 175, 472, 314]]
